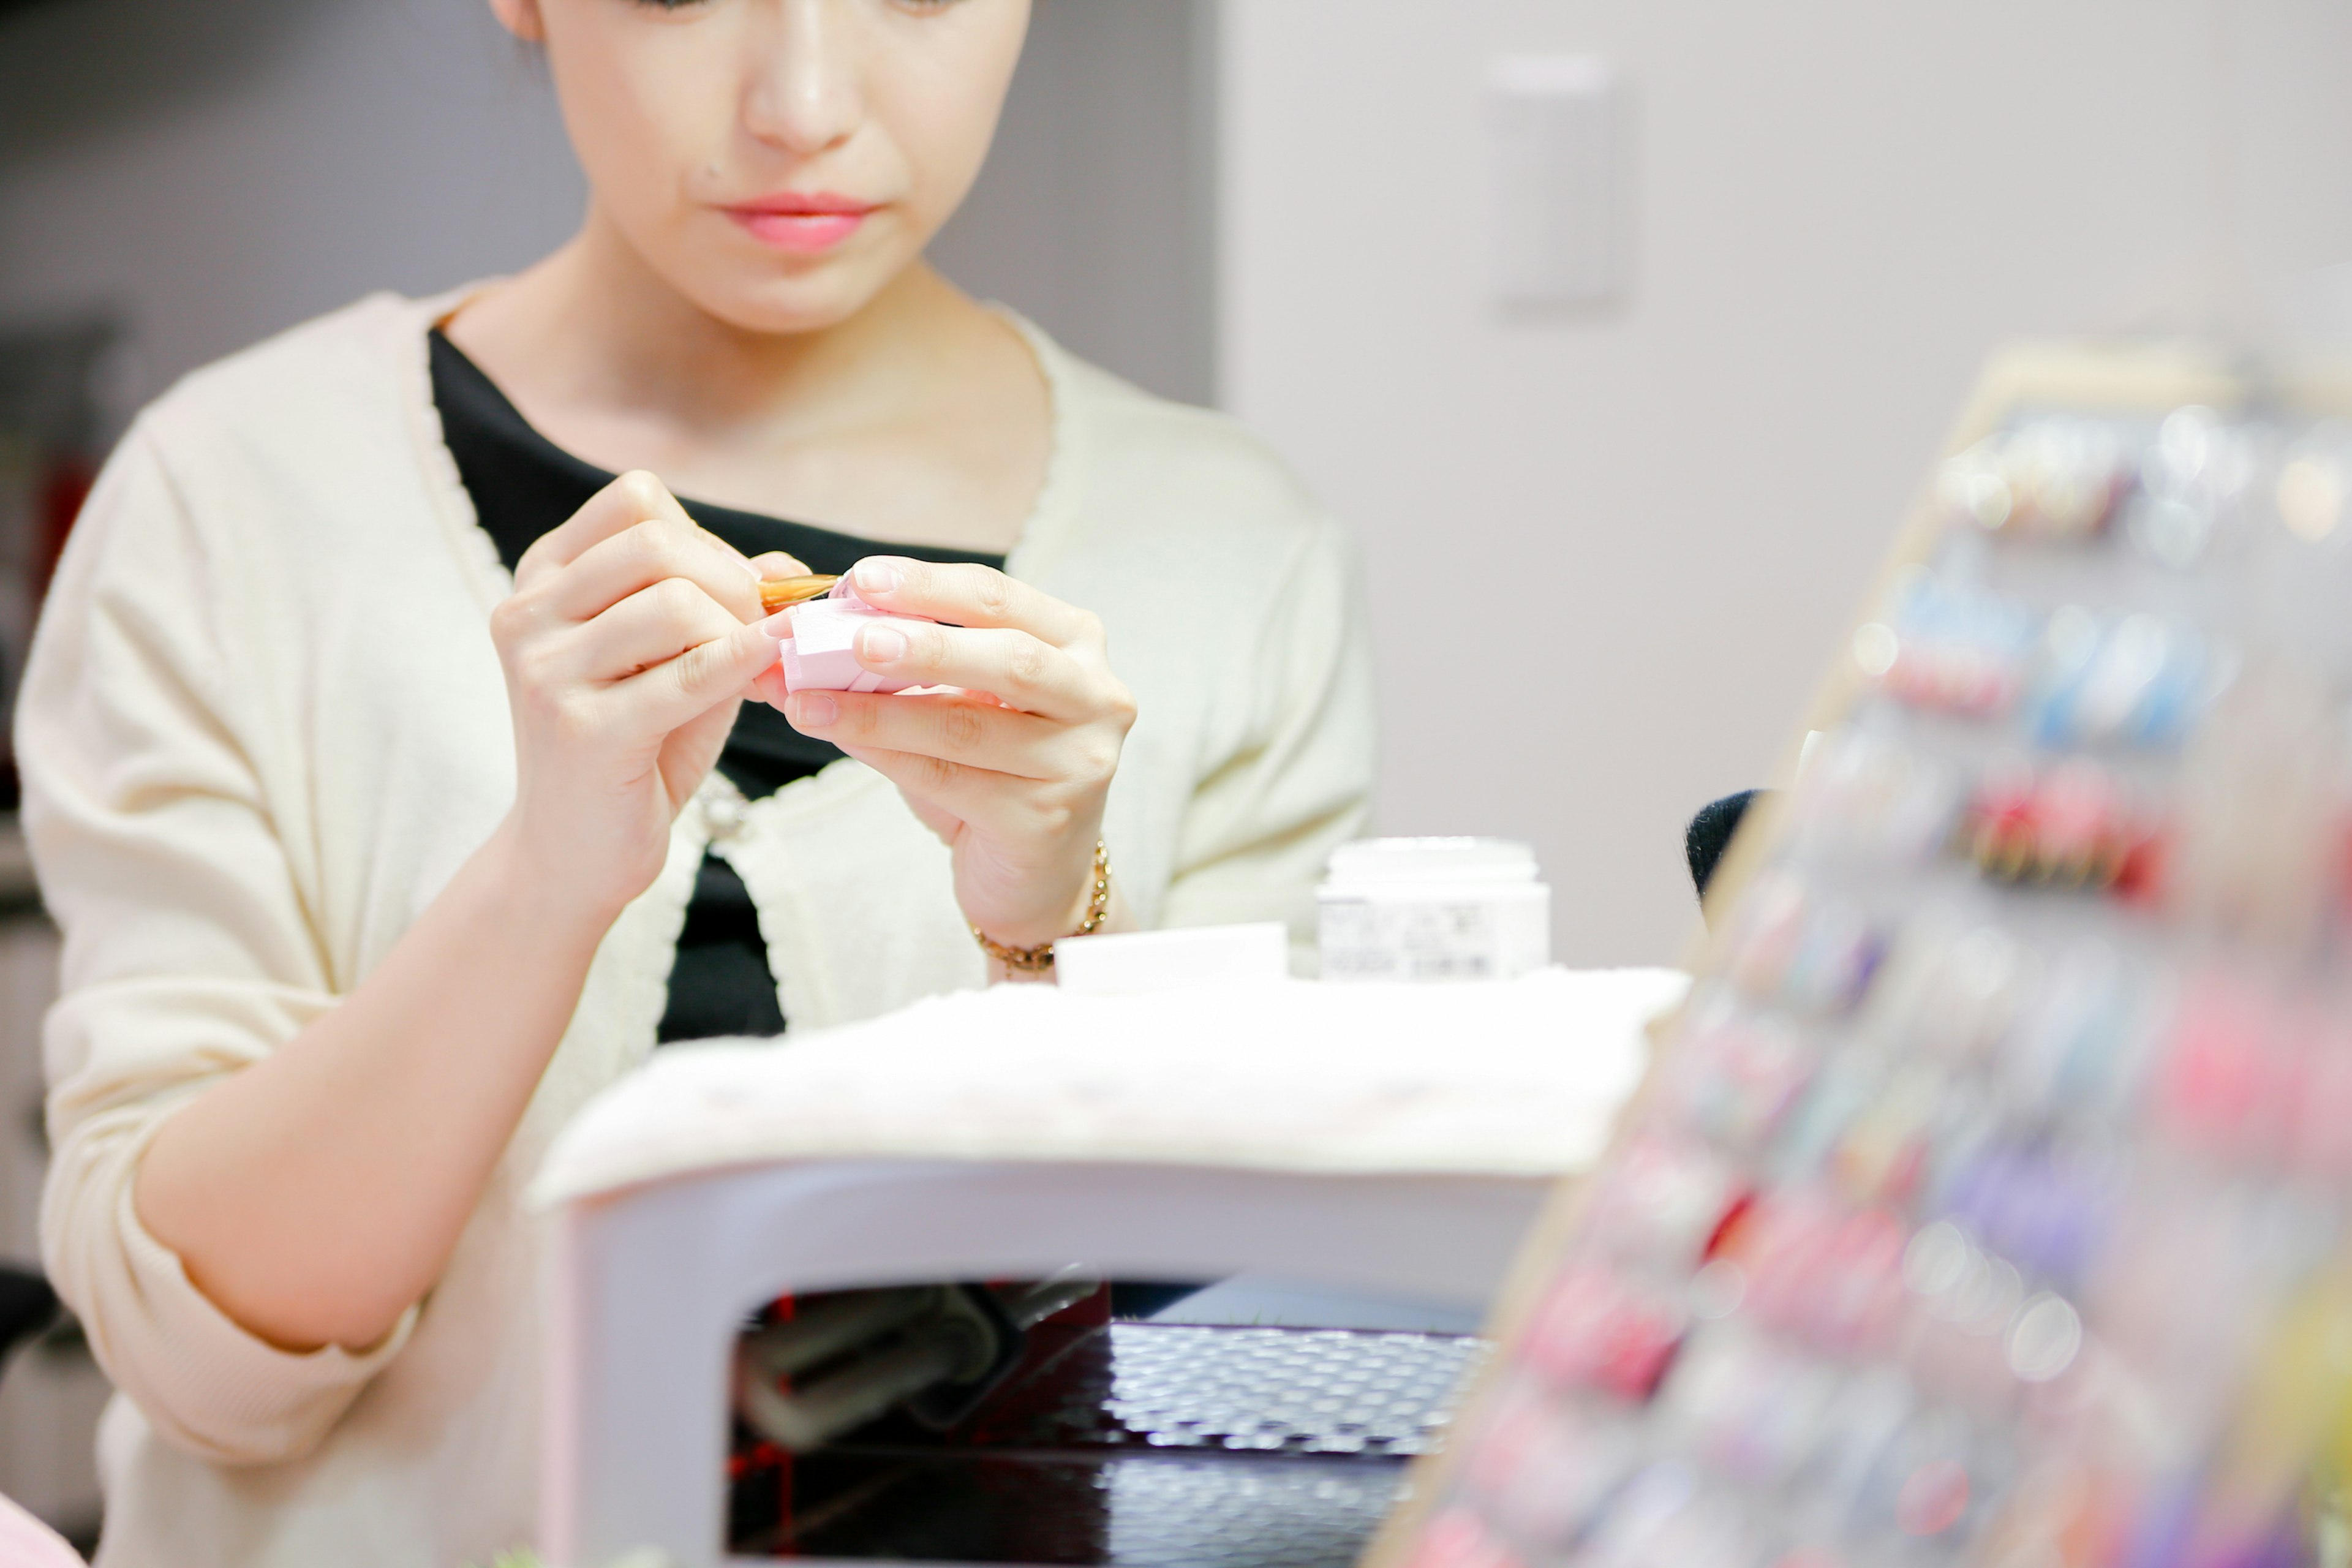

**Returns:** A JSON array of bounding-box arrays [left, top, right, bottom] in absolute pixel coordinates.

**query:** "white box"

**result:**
[[1054, 922, 1289, 996]]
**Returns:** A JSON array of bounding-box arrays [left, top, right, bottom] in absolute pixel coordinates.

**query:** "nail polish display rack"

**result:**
[[1377, 345, 2352, 1568]]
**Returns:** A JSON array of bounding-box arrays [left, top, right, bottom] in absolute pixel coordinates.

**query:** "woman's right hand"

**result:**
[[488, 469, 796, 916], [135, 470, 800, 1354]]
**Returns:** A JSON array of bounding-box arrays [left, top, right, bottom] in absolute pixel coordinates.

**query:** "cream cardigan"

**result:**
[[18, 289, 1374, 1567]]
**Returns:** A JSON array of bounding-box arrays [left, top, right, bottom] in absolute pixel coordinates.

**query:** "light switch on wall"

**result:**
[[1487, 55, 1627, 309]]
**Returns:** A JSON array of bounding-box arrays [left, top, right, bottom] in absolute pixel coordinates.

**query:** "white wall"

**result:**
[[1215, 0, 2352, 968], [0, 0, 1206, 414], [935, 0, 1214, 405], [0, 0, 584, 413]]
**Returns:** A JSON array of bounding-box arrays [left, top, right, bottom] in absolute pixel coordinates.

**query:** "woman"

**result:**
[[18, 1, 1373, 1562]]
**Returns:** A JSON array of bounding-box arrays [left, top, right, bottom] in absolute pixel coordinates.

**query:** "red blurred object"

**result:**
[[1521, 1265, 1683, 1401], [1962, 759, 2166, 899], [1406, 1509, 1527, 1568], [0, 318, 122, 813], [34, 451, 93, 601]]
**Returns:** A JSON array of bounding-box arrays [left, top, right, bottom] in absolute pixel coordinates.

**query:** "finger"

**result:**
[[552, 577, 754, 685], [746, 662, 794, 710], [829, 739, 1035, 829], [747, 550, 810, 579], [845, 620, 1106, 723], [515, 470, 697, 586], [780, 688, 1072, 782], [610, 616, 792, 736], [680, 519, 763, 579], [539, 517, 763, 626], [842, 557, 1097, 649]]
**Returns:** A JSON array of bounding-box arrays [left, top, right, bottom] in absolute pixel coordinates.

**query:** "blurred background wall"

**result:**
[[0, 0, 1208, 417], [1216, 1, 2352, 967]]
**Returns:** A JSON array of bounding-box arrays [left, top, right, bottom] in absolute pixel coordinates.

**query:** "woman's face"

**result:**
[[494, 0, 1030, 333]]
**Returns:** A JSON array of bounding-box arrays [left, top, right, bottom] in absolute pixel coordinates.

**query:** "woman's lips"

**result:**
[[723, 197, 875, 255]]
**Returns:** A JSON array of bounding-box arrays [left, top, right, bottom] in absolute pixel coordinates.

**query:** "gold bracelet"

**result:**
[[970, 839, 1111, 975]]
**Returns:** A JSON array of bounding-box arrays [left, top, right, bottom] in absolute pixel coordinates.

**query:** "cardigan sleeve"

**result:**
[[1157, 510, 1377, 951], [18, 423, 414, 1466]]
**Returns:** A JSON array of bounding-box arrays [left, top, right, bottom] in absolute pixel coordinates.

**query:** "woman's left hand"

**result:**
[[754, 557, 1137, 957]]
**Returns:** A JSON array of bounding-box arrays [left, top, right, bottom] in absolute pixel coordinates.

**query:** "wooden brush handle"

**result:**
[[758, 575, 840, 613]]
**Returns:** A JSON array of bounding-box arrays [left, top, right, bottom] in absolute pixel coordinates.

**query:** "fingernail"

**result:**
[[758, 610, 794, 639], [859, 625, 908, 664], [852, 559, 903, 595], [791, 692, 839, 729], [736, 556, 761, 580]]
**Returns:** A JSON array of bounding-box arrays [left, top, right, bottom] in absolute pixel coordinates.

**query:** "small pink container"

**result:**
[[777, 578, 936, 695]]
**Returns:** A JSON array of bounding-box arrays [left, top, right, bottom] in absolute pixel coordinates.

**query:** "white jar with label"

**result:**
[[1317, 838, 1552, 982]]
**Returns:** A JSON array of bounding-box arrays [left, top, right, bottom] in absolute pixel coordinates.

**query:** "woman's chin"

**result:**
[[673, 254, 910, 340]]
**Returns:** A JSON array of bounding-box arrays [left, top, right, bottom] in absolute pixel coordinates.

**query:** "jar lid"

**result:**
[[1324, 837, 1540, 886]]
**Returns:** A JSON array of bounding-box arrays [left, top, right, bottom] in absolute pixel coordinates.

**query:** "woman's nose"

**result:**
[[744, 0, 863, 157]]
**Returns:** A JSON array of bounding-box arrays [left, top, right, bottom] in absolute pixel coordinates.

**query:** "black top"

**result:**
[[428, 330, 1006, 1042]]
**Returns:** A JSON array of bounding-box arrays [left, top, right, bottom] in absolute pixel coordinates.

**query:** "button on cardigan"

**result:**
[[17, 288, 1375, 1567]]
